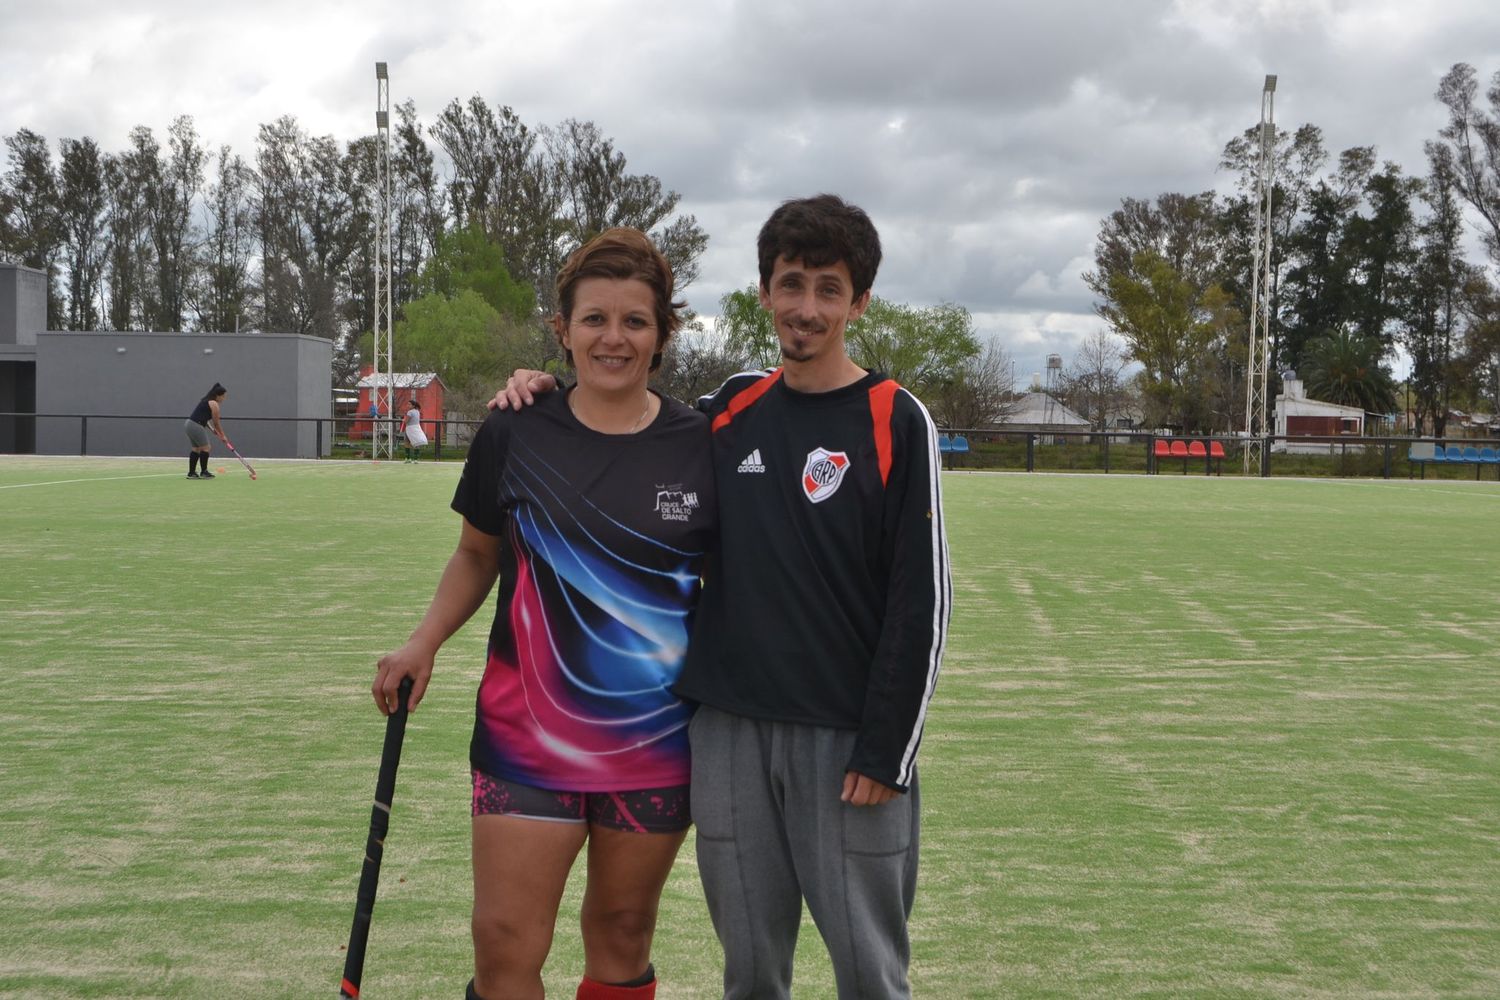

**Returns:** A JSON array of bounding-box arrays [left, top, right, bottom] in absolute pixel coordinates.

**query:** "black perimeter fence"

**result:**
[[3, 412, 1499, 482]]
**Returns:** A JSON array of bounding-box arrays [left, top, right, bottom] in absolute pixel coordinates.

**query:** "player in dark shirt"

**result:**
[[373, 229, 714, 1000], [183, 382, 227, 479]]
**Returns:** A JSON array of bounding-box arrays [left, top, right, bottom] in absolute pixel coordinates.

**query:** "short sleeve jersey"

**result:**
[[451, 390, 716, 791]]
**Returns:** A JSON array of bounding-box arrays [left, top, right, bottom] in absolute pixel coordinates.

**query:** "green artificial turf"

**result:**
[[1, 458, 1496, 998]]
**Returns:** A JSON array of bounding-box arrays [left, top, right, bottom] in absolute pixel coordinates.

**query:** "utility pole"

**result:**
[[371, 62, 395, 461], [1243, 74, 1276, 476]]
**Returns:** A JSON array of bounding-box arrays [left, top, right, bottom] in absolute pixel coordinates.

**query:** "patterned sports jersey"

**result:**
[[452, 391, 716, 791], [674, 369, 950, 792]]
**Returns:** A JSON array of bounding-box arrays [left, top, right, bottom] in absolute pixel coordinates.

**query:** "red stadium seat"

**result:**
[[1209, 441, 1226, 459], [1168, 440, 1190, 474], [1151, 439, 1171, 475], [1187, 441, 1207, 457]]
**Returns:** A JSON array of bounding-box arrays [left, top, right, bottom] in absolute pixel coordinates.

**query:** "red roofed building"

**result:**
[[353, 366, 446, 440]]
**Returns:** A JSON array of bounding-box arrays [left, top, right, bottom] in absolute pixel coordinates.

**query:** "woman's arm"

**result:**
[[372, 518, 503, 715], [208, 399, 225, 439]]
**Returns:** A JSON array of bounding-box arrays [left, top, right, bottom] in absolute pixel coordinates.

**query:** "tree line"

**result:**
[[0, 99, 708, 404], [13, 67, 1493, 434], [1081, 62, 1500, 437], [0, 94, 1021, 420], [1, 96, 1021, 419]]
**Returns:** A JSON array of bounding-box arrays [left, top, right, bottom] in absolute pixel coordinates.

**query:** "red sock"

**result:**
[[575, 971, 656, 999]]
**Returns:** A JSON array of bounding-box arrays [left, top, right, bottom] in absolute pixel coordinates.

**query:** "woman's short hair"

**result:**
[[555, 227, 684, 371]]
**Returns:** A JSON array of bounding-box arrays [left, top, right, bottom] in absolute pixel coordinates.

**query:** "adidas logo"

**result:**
[[737, 449, 766, 474]]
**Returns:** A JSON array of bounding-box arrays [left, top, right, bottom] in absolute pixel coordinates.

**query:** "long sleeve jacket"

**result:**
[[673, 369, 951, 791]]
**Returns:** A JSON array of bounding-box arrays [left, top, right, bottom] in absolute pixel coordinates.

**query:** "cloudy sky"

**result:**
[[4, 0, 1498, 381]]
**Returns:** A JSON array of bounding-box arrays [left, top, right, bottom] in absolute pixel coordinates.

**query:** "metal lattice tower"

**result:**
[[1243, 75, 1276, 475], [371, 62, 395, 461]]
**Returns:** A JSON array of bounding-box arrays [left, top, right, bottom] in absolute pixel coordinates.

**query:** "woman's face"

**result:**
[[558, 277, 661, 395]]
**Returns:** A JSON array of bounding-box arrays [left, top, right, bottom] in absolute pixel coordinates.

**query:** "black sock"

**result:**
[[611, 964, 655, 988], [188, 452, 198, 474], [198, 453, 209, 474]]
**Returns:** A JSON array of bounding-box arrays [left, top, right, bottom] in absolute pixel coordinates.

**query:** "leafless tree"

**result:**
[[1059, 329, 1131, 430]]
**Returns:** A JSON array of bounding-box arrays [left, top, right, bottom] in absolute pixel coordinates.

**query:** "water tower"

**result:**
[[1043, 353, 1062, 426]]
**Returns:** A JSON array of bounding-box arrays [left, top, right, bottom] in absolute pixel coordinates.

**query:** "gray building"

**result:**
[[1, 262, 333, 459], [0, 263, 46, 453]]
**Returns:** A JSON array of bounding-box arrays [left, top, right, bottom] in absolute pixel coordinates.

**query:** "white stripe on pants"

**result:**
[[689, 705, 919, 999]]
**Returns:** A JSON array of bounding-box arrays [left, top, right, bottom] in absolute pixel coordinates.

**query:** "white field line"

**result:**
[[0, 473, 188, 490], [0, 456, 458, 490], [944, 468, 1500, 496]]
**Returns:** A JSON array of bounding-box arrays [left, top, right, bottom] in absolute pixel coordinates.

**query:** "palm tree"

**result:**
[[1301, 328, 1398, 414]]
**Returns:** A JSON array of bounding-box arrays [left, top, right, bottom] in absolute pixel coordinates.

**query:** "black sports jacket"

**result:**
[[674, 369, 951, 791]]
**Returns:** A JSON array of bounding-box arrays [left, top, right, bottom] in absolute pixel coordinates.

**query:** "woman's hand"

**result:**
[[372, 641, 436, 716]]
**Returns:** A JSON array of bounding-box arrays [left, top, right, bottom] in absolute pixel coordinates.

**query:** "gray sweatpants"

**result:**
[[689, 705, 920, 999]]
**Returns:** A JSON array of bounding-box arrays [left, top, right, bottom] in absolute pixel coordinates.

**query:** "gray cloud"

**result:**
[[4, 0, 1498, 380]]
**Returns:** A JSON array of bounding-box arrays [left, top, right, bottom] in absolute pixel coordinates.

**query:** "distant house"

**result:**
[[995, 391, 1090, 439], [1454, 411, 1496, 436], [353, 368, 446, 441], [1274, 372, 1364, 453]]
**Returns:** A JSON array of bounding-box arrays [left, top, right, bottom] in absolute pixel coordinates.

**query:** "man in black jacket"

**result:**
[[675, 195, 950, 1000]]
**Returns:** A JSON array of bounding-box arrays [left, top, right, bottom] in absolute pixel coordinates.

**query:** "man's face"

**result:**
[[759, 257, 870, 366]]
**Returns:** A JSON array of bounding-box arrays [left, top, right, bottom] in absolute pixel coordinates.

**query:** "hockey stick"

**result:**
[[340, 677, 413, 999], [221, 438, 257, 480]]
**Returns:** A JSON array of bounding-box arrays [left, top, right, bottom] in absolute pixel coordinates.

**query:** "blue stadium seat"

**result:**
[[950, 435, 970, 454], [1481, 447, 1499, 464], [1463, 446, 1482, 462], [1433, 444, 1450, 462], [1407, 441, 1438, 479], [938, 434, 952, 453]]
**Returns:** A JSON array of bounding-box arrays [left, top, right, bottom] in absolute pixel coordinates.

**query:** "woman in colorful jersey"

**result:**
[[372, 228, 715, 1000]]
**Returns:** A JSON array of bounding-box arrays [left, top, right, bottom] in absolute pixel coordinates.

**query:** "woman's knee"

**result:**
[[580, 901, 658, 960], [471, 905, 553, 977]]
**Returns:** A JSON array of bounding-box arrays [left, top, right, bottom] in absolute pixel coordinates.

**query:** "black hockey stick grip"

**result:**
[[340, 676, 413, 998]]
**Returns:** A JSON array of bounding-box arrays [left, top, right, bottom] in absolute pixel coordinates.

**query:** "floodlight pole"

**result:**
[[372, 62, 395, 462], [1243, 75, 1276, 476]]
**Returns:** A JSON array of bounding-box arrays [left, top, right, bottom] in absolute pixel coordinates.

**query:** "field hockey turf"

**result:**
[[2, 456, 1496, 998]]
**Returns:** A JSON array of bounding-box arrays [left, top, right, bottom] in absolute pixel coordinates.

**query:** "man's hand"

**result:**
[[841, 770, 899, 807], [489, 370, 557, 411]]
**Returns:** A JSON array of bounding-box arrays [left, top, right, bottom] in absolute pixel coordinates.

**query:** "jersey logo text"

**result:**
[[655, 485, 701, 522], [737, 449, 766, 473]]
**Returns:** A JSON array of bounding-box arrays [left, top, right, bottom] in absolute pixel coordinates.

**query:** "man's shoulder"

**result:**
[[855, 374, 927, 423], [697, 369, 781, 414]]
